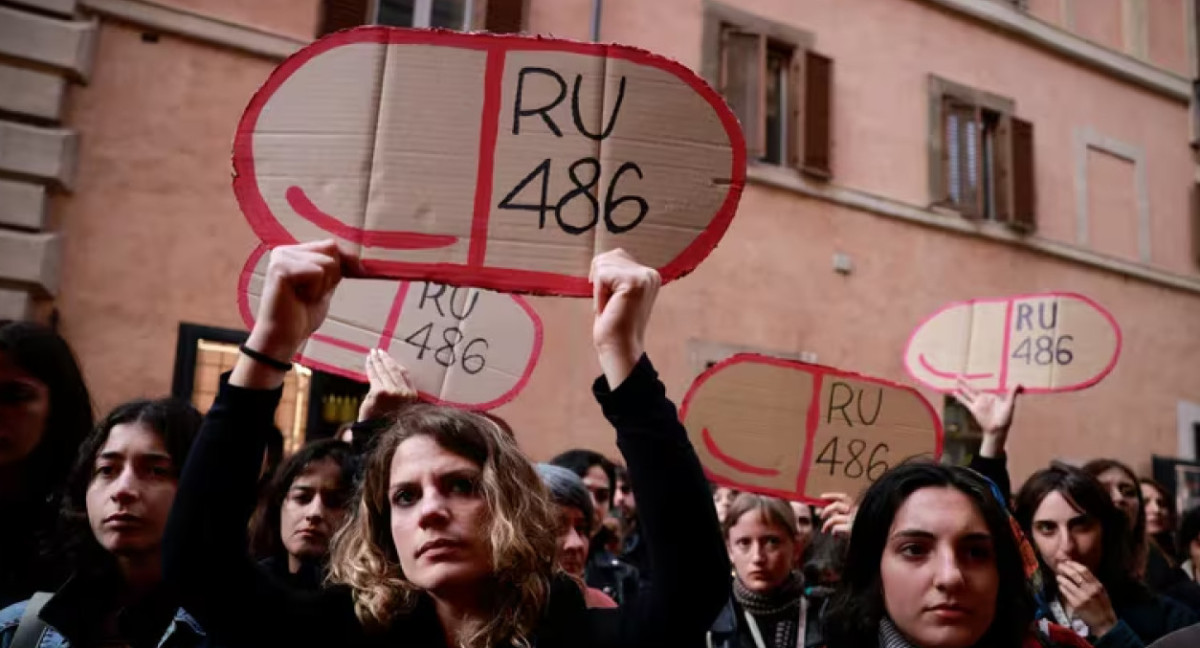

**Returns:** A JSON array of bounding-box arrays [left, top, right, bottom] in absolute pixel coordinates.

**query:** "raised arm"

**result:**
[[957, 380, 1022, 503], [163, 242, 360, 645], [586, 250, 730, 643]]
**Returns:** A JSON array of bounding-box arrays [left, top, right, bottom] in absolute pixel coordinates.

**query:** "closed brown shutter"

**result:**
[[721, 29, 765, 160], [801, 50, 832, 179], [317, 0, 369, 37], [993, 116, 1013, 224], [1010, 116, 1036, 231], [485, 0, 526, 33]]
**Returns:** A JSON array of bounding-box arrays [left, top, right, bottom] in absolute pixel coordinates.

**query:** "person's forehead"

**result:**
[[583, 466, 610, 487], [888, 487, 989, 537], [390, 435, 479, 481], [729, 510, 788, 538], [98, 422, 168, 457], [1099, 468, 1135, 487], [291, 459, 343, 488], [1032, 490, 1085, 522]]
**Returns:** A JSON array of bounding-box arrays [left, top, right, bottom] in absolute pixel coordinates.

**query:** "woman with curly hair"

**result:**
[[163, 242, 728, 648]]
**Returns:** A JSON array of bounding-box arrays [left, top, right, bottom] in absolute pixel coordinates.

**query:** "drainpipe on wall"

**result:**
[[590, 0, 602, 41]]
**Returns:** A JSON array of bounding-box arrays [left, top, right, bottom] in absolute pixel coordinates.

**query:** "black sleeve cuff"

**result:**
[[592, 354, 669, 424], [214, 371, 284, 440]]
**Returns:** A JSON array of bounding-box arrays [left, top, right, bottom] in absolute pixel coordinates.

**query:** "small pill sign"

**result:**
[[680, 354, 943, 504], [904, 292, 1121, 394], [233, 28, 745, 296], [238, 245, 543, 410]]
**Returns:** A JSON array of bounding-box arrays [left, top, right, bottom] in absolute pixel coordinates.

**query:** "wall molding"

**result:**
[[746, 163, 1200, 296], [916, 0, 1190, 103], [1073, 127, 1151, 262], [79, 0, 308, 61]]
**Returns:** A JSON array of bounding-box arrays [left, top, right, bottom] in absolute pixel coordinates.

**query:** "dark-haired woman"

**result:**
[[1016, 463, 1197, 647], [821, 462, 1090, 648], [250, 439, 354, 591], [0, 321, 94, 607], [0, 398, 207, 647]]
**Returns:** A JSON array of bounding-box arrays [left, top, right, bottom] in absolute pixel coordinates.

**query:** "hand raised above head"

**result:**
[[590, 249, 660, 389]]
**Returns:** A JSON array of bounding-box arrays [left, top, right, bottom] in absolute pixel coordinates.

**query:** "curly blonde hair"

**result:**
[[328, 404, 559, 647]]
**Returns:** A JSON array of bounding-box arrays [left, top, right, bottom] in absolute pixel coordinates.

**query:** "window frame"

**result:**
[[928, 75, 1020, 224], [701, 2, 820, 173], [373, 0, 476, 31]]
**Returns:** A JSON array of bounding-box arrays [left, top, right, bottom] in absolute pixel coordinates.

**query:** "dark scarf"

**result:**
[[733, 572, 804, 648]]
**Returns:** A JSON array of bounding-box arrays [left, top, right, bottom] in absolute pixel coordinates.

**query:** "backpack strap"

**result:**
[[10, 592, 53, 648]]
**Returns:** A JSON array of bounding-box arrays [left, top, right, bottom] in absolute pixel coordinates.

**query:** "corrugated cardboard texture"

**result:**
[[239, 245, 542, 410], [233, 28, 745, 297], [680, 354, 942, 504], [904, 292, 1122, 394]]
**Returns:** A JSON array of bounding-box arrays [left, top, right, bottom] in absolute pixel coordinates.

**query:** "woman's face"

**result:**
[[555, 504, 590, 577], [280, 457, 349, 566], [1096, 467, 1139, 531], [389, 435, 492, 595], [0, 351, 49, 468], [727, 510, 798, 594], [880, 487, 999, 648], [1141, 483, 1170, 536], [713, 487, 738, 523], [86, 422, 178, 556], [791, 501, 814, 557], [1029, 490, 1104, 574]]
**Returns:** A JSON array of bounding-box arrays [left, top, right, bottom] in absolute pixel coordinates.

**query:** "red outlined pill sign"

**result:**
[[679, 354, 943, 504], [238, 245, 543, 410], [232, 27, 746, 297], [903, 293, 1121, 395]]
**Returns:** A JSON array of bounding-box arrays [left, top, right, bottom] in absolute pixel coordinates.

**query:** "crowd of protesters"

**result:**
[[1, 242, 1199, 648]]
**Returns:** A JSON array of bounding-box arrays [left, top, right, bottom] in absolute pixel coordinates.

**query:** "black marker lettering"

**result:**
[[1038, 302, 1058, 331], [856, 388, 883, 426], [513, 67, 566, 137], [418, 284, 447, 317], [827, 381, 855, 427], [1015, 303, 1033, 332], [571, 74, 626, 141], [448, 287, 480, 321]]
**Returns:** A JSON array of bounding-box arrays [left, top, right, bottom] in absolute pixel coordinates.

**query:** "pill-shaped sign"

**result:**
[[232, 28, 745, 297], [904, 292, 1121, 394], [680, 354, 943, 504], [238, 245, 543, 410]]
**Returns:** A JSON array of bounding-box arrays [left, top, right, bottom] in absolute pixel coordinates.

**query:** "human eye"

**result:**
[[897, 543, 929, 559], [964, 542, 994, 562], [1033, 521, 1056, 536], [392, 487, 419, 508], [448, 476, 479, 497], [94, 463, 116, 477]]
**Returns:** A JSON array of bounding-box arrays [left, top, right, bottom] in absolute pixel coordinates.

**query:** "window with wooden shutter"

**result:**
[[485, 0, 525, 33], [720, 28, 765, 160], [318, 0, 370, 37], [1009, 117, 1036, 231], [944, 99, 980, 217], [801, 50, 832, 178]]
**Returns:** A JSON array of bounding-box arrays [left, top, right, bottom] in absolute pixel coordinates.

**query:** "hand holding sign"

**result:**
[[904, 292, 1121, 394], [239, 245, 543, 409], [234, 28, 744, 296], [680, 355, 943, 504]]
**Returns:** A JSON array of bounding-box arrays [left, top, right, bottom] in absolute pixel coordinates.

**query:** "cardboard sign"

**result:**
[[680, 354, 943, 503], [904, 292, 1121, 394], [238, 245, 542, 410], [232, 28, 745, 297]]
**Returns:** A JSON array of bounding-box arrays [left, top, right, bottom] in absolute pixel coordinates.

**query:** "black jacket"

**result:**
[[585, 546, 640, 607], [163, 355, 729, 647]]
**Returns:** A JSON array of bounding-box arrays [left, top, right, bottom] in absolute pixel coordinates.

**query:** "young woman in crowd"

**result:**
[[1081, 460, 1200, 612], [1139, 479, 1178, 562], [250, 438, 354, 591], [713, 485, 740, 525], [162, 242, 728, 648], [1179, 507, 1200, 582], [1015, 463, 1197, 647], [0, 398, 205, 647], [535, 463, 618, 609], [0, 320, 95, 608], [790, 502, 816, 561], [822, 462, 1089, 648], [708, 493, 823, 648]]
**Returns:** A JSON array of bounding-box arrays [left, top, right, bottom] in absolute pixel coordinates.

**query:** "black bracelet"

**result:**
[[239, 344, 293, 372]]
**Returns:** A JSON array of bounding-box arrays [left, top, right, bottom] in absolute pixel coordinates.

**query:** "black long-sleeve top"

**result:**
[[163, 354, 729, 647]]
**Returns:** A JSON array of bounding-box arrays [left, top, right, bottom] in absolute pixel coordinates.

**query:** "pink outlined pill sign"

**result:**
[[679, 354, 943, 504], [903, 293, 1121, 394], [238, 245, 543, 410], [232, 27, 746, 297]]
